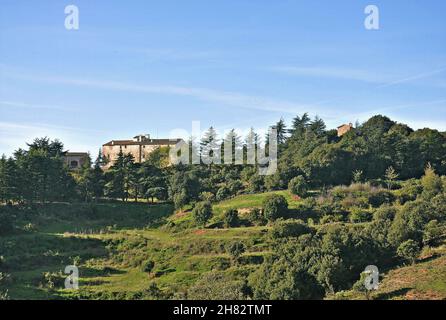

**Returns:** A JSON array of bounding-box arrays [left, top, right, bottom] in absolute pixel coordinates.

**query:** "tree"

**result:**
[[388, 201, 428, 246], [420, 163, 442, 199], [216, 186, 231, 201], [288, 175, 308, 198], [192, 201, 213, 226], [272, 118, 288, 145], [201, 127, 220, 166], [173, 189, 188, 210], [249, 255, 324, 300], [223, 209, 239, 228], [105, 151, 137, 202], [226, 242, 245, 265], [384, 166, 399, 190], [423, 220, 443, 247], [397, 240, 420, 265], [289, 113, 310, 137], [262, 194, 288, 221]]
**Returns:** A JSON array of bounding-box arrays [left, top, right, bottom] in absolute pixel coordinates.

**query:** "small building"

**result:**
[[337, 123, 353, 137], [64, 152, 89, 170], [102, 134, 181, 168]]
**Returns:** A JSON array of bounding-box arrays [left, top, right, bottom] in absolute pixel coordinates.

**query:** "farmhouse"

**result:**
[[337, 123, 353, 137], [102, 134, 181, 168]]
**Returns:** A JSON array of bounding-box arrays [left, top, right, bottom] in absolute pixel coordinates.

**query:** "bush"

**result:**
[[421, 165, 443, 199], [248, 175, 264, 193], [199, 191, 215, 202], [192, 201, 213, 226], [246, 208, 267, 226], [223, 209, 239, 228], [226, 242, 245, 264], [262, 194, 288, 221], [187, 272, 246, 300], [216, 186, 231, 201], [431, 193, 446, 222], [350, 209, 373, 223], [395, 179, 423, 204], [373, 205, 396, 221], [228, 180, 243, 195], [141, 260, 155, 273], [423, 220, 443, 247], [270, 219, 312, 239], [173, 189, 188, 210], [397, 240, 420, 265], [368, 190, 395, 207], [388, 201, 429, 246], [288, 175, 308, 198]]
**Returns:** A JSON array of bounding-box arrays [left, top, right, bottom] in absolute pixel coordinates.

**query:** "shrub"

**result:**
[[423, 220, 443, 247], [187, 272, 246, 300], [262, 194, 288, 221], [228, 180, 243, 195], [288, 175, 308, 198], [216, 186, 231, 201], [395, 179, 423, 204], [373, 205, 396, 221], [397, 240, 420, 265], [199, 191, 215, 202], [192, 201, 213, 226], [368, 190, 395, 207], [173, 189, 188, 210], [270, 219, 312, 239], [388, 201, 429, 246], [350, 209, 373, 223], [223, 209, 239, 228], [431, 193, 446, 222], [248, 175, 264, 193], [141, 260, 155, 273], [246, 208, 267, 226], [226, 242, 245, 264], [421, 165, 443, 199]]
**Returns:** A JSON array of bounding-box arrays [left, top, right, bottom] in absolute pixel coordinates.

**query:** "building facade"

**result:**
[[102, 134, 181, 168], [337, 123, 353, 137], [64, 152, 89, 170]]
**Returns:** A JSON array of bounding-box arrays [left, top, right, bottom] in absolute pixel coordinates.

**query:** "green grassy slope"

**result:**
[[1, 192, 445, 300]]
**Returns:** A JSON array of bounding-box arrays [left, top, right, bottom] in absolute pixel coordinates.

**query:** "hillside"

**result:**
[[1, 188, 445, 300]]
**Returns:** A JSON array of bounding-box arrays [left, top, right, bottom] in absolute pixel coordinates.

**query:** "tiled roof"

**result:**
[[65, 152, 89, 156], [103, 138, 182, 147]]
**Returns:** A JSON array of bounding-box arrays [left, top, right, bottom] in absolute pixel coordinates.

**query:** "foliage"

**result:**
[[270, 219, 312, 239], [192, 201, 213, 226], [223, 209, 240, 228], [288, 175, 308, 198], [262, 194, 288, 221], [187, 272, 246, 300], [397, 240, 420, 265], [226, 242, 245, 264]]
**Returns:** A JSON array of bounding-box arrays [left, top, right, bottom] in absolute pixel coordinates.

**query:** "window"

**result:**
[[70, 160, 79, 168]]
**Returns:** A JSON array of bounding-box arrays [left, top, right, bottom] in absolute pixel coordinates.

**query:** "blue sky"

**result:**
[[1, 0, 446, 156]]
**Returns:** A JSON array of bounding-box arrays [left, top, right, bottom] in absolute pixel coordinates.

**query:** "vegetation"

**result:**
[[1, 114, 446, 300]]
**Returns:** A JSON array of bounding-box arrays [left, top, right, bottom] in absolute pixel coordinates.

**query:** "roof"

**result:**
[[65, 152, 89, 156], [103, 138, 182, 147], [337, 123, 353, 129]]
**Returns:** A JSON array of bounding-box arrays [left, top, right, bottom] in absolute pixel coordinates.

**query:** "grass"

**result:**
[[0, 200, 270, 299], [2, 191, 445, 300]]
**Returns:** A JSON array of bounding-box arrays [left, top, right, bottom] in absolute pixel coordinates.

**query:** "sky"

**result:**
[[1, 0, 446, 156]]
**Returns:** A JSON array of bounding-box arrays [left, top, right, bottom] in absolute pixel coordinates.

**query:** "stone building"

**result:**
[[102, 134, 181, 168], [64, 152, 89, 170], [337, 123, 353, 137]]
